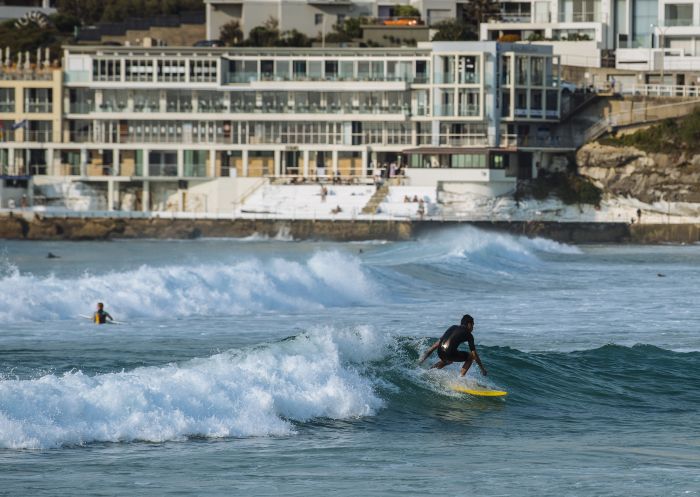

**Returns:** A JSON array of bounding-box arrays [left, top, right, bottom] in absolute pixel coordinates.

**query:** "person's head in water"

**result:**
[[461, 314, 474, 329], [97, 302, 104, 310]]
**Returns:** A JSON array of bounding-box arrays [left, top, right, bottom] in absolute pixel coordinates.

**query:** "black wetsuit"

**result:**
[[437, 325, 475, 362], [94, 309, 111, 324]]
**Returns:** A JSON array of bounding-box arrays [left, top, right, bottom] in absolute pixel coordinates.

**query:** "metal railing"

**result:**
[[624, 84, 700, 98], [0, 70, 54, 81]]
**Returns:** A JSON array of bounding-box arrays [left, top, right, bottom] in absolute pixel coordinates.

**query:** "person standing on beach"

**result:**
[[419, 314, 488, 377], [94, 302, 114, 324]]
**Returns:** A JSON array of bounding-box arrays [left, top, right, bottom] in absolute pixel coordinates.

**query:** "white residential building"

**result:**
[[1, 42, 565, 213], [617, 0, 700, 79], [205, 0, 460, 40], [481, 0, 700, 79]]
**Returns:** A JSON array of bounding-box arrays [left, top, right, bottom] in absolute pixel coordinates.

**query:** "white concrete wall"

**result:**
[[529, 40, 602, 68], [187, 177, 266, 213], [406, 167, 515, 191], [439, 180, 516, 198]]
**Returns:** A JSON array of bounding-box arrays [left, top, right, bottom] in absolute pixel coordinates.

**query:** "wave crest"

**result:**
[[0, 325, 386, 449]]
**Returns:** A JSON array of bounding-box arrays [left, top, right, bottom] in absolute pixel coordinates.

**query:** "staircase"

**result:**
[[361, 184, 389, 214], [583, 98, 700, 143]]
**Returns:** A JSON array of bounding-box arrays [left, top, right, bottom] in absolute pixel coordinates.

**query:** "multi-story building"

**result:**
[[482, 0, 700, 81], [205, 0, 458, 40], [1, 42, 564, 212], [616, 0, 700, 79], [0, 51, 62, 175]]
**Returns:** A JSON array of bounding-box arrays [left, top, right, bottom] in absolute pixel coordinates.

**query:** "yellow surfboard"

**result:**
[[451, 385, 508, 397]]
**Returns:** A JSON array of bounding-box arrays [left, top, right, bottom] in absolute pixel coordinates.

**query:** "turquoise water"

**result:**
[[1, 228, 699, 496]]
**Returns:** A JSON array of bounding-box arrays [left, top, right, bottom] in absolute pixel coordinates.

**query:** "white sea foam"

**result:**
[[0, 325, 387, 449], [0, 251, 377, 323], [370, 226, 579, 268]]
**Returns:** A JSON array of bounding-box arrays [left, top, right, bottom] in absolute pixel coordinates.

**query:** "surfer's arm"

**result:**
[[473, 350, 487, 376], [419, 340, 440, 364], [105, 312, 114, 321]]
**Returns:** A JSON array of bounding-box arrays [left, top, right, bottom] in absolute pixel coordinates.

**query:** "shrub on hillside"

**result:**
[[601, 108, 700, 155]]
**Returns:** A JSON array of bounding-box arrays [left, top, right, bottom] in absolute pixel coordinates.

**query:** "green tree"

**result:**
[[56, 0, 204, 24], [243, 17, 280, 47], [394, 5, 421, 18], [325, 16, 366, 43], [431, 19, 476, 41], [219, 19, 243, 45], [276, 29, 312, 47], [0, 19, 62, 60]]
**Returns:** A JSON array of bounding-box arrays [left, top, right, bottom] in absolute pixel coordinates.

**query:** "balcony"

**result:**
[[183, 164, 208, 177], [25, 102, 53, 113], [25, 130, 53, 142], [664, 18, 693, 27], [148, 164, 178, 177], [438, 134, 490, 147], [558, 11, 601, 23]]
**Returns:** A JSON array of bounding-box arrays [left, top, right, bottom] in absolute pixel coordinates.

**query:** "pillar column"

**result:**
[[113, 148, 120, 176], [143, 148, 150, 177], [242, 149, 249, 177], [302, 149, 309, 178], [209, 149, 216, 177], [361, 148, 368, 177], [177, 149, 184, 177], [80, 148, 87, 176], [332, 150, 338, 176], [107, 180, 114, 211], [274, 149, 281, 177], [142, 180, 150, 212], [113, 180, 120, 210]]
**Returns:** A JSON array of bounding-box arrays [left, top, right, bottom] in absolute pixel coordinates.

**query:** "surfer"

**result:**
[[419, 314, 488, 377], [93, 302, 114, 324]]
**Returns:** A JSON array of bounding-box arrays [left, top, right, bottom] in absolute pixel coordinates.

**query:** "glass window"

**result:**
[[261, 60, 274, 80], [0, 88, 15, 112], [371, 61, 384, 80], [308, 60, 323, 80], [458, 56, 479, 84], [339, 60, 354, 80], [325, 60, 338, 79], [416, 60, 428, 83], [458, 89, 479, 116], [530, 57, 544, 86], [665, 4, 693, 26], [275, 60, 290, 80], [358, 61, 370, 80], [633, 0, 659, 48], [516, 57, 528, 85], [293, 60, 307, 80]]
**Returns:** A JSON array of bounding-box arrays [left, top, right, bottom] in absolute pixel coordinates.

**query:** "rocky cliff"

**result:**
[[577, 143, 700, 203]]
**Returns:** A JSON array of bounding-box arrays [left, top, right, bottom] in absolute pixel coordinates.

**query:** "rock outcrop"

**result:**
[[577, 143, 700, 203]]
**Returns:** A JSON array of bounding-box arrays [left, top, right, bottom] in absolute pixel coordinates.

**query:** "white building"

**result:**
[[481, 0, 700, 80], [205, 0, 458, 40], [2, 42, 565, 212], [617, 0, 700, 79]]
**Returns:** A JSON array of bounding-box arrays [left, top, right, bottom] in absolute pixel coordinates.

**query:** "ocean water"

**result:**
[[0, 227, 698, 496]]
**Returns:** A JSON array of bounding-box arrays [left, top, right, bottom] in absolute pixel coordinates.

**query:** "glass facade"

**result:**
[[633, 0, 659, 48], [0, 45, 560, 187]]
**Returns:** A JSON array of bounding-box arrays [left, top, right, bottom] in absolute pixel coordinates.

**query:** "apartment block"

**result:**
[[1, 42, 564, 212]]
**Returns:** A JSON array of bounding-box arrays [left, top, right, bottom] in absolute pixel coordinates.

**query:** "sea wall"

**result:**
[[1, 212, 698, 244]]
